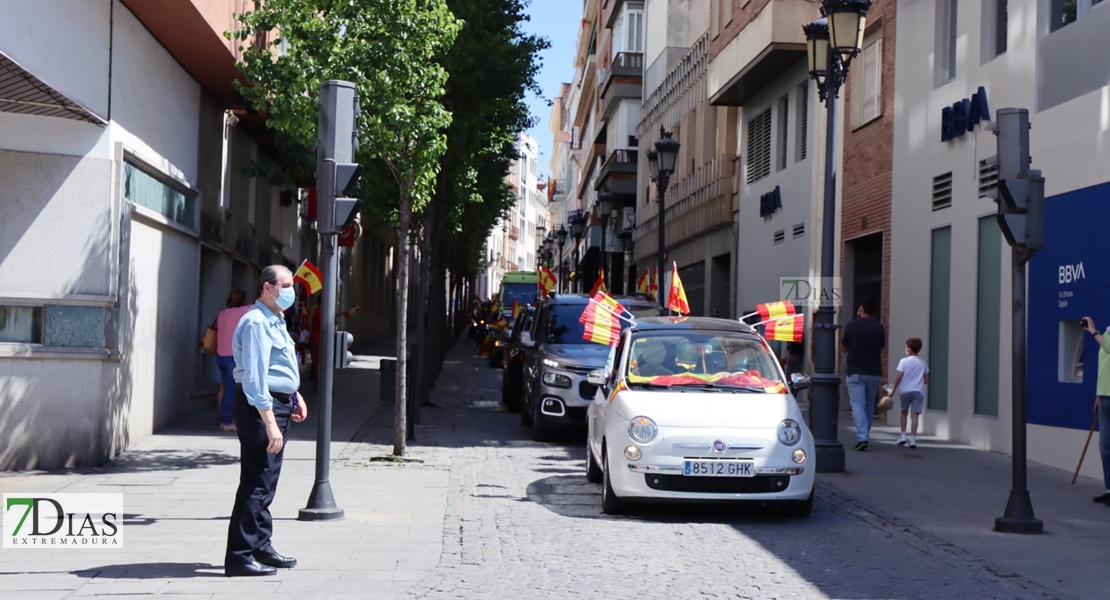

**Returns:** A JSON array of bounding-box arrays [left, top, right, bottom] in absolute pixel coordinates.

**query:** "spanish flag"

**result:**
[[293, 260, 324, 295], [491, 315, 510, 331], [756, 300, 797, 321], [511, 299, 523, 320], [667, 262, 690, 315], [649, 267, 659, 296], [579, 291, 625, 346], [538, 266, 557, 297], [589, 269, 608, 297], [477, 333, 493, 358], [636, 269, 650, 295], [766, 314, 805, 343]]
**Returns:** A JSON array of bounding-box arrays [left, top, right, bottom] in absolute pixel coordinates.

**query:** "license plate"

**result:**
[[683, 460, 755, 477]]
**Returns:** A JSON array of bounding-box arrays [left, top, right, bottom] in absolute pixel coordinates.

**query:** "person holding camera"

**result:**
[[1082, 316, 1110, 505]]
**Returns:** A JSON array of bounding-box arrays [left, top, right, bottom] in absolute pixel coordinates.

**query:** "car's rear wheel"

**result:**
[[601, 446, 626, 515], [585, 439, 602, 483], [783, 491, 814, 518]]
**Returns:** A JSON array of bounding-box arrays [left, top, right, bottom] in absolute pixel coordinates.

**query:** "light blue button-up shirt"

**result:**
[[232, 301, 301, 410]]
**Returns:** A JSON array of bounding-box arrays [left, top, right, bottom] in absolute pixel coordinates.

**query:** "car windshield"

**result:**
[[624, 331, 787, 393], [546, 303, 662, 344], [501, 282, 537, 308]]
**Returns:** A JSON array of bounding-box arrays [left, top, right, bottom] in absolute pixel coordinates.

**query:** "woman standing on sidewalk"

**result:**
[[1082, 316, 1110, 505], [213, 289, 252, 432]]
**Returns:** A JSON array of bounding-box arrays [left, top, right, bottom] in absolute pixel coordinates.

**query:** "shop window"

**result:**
[[123, 160, 197, 230], [929, 227, 951, 410], [1059, 320, 1084, 383], [0, 306, 44, 344]]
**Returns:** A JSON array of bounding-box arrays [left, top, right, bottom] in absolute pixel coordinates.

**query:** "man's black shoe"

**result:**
[[855, 441, 868, 451], [255, 550, 297, 568], [1093, 493, 1110, 504], [225, 560, 277, 577]]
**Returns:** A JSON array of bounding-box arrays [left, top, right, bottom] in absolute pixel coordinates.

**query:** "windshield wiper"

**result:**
[[674, 382, 764, 393], [629, 382, 671, 390]]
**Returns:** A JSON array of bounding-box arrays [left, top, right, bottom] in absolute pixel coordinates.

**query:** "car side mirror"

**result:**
[[587, 369, 607, 386], [520, 330, 535, 348], [789, 373, 811, 391]]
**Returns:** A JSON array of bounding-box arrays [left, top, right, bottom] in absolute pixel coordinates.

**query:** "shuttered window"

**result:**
[[777, 94, 789, 172], [746, 108, 772, 184], [796, 82, 808, 163], [852, 31, 882, 127]]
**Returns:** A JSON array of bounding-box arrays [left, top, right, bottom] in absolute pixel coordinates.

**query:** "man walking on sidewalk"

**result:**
[[1082, 316, 1110, 506], [225, 265, 308, 576], [841, 301, 885, 451]]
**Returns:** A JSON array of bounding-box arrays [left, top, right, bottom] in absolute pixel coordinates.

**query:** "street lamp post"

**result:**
[[570, 214, 585, 293], [597, 192, 616, 290], [803, 0, 871, 474], [647, 127, 680, 307], [556, 225, 568, 293]]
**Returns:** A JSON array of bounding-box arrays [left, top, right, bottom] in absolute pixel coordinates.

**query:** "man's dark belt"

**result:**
[[235, 384, 294, 402]]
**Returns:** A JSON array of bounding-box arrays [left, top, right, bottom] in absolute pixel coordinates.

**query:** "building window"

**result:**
[[123, 160, 196, 229], [777, 94, 789, 172], [975, 216, 1001, 416], [852, 29, 882, 127], [745, 108, 772, 184], [796, 82, 809, 163], [1051, 0, 1104, 30], [0, 306, 44, 344], [986, 0, 1007, 58], [928, 227, 951, 410], [937, 0, 958, 85], [613, 2, 645, 55]]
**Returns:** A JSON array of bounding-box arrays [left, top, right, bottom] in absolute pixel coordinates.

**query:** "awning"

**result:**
[[0, 52, 106, 125]]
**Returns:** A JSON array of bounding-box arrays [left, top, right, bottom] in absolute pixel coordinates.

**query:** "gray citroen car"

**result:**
[[520, 293, 663, 441]]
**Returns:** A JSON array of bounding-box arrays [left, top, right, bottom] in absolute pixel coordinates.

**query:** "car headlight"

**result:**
[[778, 419, 801, 446], [628, 416, 658, 444], [543, 358, 560, 368], [542, 372, 572, 388]]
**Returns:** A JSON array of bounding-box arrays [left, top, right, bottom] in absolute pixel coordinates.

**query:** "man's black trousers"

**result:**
[[225, 388, 293, 567]]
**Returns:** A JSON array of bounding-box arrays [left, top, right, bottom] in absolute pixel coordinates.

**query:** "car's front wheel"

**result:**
[[520, 392, 533, 426], [783, 491, 814, 518], [601, 446, 626, 515], [585, 438, 602, 483]]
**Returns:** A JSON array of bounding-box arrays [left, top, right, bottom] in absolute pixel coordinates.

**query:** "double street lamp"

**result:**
[[647, 126, 680, 307], [802, 0, 871, 474]]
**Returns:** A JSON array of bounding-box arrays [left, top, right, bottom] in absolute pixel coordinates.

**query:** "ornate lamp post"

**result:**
[[556, 225, 569, 292], [597, 192, 616, 290], [802, 0, 871, 474], [647, 126, 680, 306], [570, 214, 586, 292]]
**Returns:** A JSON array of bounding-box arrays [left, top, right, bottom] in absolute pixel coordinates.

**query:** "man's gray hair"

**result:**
[[257, 265, 292, 296]]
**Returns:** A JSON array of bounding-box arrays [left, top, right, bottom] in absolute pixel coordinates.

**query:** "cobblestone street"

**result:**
[[382, 348, 1061, 600]]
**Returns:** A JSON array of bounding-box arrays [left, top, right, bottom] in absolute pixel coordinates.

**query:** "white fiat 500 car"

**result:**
[[585, 317, 815, 516]]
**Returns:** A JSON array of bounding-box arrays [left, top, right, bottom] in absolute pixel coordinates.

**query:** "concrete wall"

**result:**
[[891, 0, 1110, 477]]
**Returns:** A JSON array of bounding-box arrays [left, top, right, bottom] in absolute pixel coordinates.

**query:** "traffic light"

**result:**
[[989, 108, 1044, 259], [317, 80, 364, 234], [335, 330, 354, 369]]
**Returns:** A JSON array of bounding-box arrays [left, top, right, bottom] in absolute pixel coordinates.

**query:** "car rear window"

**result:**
[[546, 302, 662, 344]]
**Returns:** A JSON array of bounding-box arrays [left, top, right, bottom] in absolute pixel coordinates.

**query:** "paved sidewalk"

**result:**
[[822, 418, 1110, 600], [0, 350, 450, 600]]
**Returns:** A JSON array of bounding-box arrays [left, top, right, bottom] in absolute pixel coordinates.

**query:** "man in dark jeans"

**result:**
[[841, 301, 885, 451]]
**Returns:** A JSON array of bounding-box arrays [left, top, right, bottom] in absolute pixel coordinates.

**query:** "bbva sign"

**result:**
[[941, 86, 990, 142]]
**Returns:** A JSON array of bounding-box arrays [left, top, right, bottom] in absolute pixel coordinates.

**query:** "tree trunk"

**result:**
[[393, 214, 412, 456]]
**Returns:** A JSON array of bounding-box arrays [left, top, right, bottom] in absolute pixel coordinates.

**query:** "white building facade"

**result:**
[[890, 0, 1110, 477]]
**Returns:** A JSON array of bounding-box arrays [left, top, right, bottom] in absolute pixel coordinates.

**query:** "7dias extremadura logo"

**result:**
[[4, 494, 122, 548]]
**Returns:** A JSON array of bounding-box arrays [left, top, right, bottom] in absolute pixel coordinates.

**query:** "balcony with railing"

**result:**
[[595, 148, 638, 197], [601, 52, 644, 115]]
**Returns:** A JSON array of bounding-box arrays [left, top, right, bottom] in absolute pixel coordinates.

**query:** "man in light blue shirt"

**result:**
[[225, 265, 308, 577]]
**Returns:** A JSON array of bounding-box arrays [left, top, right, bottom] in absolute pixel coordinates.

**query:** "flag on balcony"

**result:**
[[511, 300, 523, 320], [538, 266, 557, 297], [579, 291, 626, 346], [667, 262, 690, 315], [293, 259, 324, 295], [589, 269, 608, 297], [637, 269, 650, 295]]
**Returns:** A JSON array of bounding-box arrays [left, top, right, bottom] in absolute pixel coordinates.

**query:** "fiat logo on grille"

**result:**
[[712, 440, 726, 453]]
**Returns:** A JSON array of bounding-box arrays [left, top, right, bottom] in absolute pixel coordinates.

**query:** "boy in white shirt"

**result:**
[[881, 338, 930, 448]]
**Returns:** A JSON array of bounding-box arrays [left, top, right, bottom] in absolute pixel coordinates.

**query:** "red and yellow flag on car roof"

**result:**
[[755, 301, 803, 342], [756, 301, 796, 321], [579, 291, 626, 346], [511, 299, 523, 320], [538, 266, 557, 297], [477, 333, 493, 358], [667, 262, 690, 315], [636, 269, 650, 295]]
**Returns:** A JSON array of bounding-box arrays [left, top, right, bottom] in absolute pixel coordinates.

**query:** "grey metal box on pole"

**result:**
[[316, 80, 363, 234]]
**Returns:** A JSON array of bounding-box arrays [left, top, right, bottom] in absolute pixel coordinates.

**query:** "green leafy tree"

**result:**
[[230, 0, 460, 456]]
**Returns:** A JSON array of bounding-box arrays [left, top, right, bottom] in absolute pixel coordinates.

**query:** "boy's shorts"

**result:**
[[900, 391, 924, 414]]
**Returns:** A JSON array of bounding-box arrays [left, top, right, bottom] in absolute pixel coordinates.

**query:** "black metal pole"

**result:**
[[573, 237, 580, 293], [810, 45, 846, 474], [656, 174, 668, 307], [299, 233, 345, 521], [600, 215, 607, 290], [995, 250, 1043, 533], [558, 242, 565, 293]]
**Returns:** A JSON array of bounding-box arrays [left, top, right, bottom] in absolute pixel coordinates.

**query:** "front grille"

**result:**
[[579, 381, 598, 399], [644, 474, 792, 494]]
